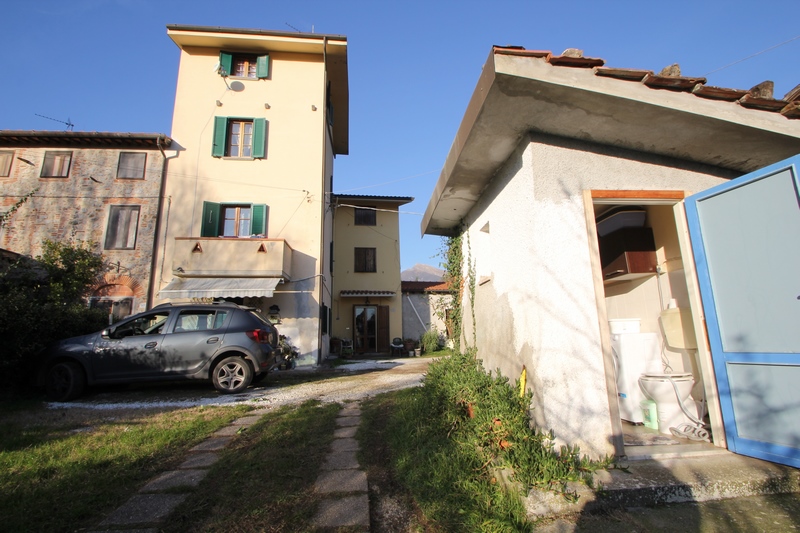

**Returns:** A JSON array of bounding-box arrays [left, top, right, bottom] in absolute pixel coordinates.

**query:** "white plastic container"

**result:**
[[609, 318, 641, 334]]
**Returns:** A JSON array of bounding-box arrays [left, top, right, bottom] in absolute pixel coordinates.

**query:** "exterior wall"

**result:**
[[0, 144, 165, 317], [331, 201, 403, 348], [402, 291, 451, 342], [156, 41, 331, 364], [459, 133, 733, 459]]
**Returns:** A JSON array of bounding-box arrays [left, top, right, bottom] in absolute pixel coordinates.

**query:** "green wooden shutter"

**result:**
[[201, 202, 220, 237], [219, 52, 232, 77], [252, 118, 267, 158], [256, 54, 270, 79], [251, 204, 268, 236], [212, 116, 227, 157]]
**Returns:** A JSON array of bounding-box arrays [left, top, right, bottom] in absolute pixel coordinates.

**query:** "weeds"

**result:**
[[360, 352, 608, 531]]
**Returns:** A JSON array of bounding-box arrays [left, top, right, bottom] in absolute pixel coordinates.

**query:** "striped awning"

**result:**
[[159, 277, 280, 299]]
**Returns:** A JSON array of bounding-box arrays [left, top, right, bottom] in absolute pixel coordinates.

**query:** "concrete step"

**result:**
[[526, 450, 800, 518]]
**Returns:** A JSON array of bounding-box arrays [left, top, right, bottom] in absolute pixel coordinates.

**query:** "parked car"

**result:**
[[37, 302, 281, 401]]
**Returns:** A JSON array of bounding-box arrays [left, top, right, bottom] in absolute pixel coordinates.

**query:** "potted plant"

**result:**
[[402, 338, 416, 353]]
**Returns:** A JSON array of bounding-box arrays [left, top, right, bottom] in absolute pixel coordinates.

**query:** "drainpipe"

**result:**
[[148, 135, 173, 310], [315, 36, 330, 365], [406, 294, 427, 331]]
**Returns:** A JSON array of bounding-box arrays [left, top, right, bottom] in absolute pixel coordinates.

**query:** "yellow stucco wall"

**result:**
[[331, 202, 404, 349]]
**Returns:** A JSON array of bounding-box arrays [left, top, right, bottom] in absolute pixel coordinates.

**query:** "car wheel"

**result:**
[[45, 361, 86, 402], [212, 356, 253, 394]]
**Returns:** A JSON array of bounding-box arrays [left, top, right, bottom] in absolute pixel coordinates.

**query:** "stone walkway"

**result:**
[[88, 402, 371, 532], [311, 402, 370, 530]]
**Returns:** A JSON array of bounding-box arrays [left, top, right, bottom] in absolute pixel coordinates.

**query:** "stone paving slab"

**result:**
[[190, 436, 233, 452], [336, 416, 361, 427], [99, 494, 188, 526], [88, 528, 159, 533], [321, 450, 360, 470], [140, 469, 207, 492], [313, 494, 370, 528], [231, 415, 262, 426], [214, 425, 245, 436], [334, 425, 358, 438], [315, 469, 368, 493], [340, 407, 362, 416], [179, 452, 220, 469], [330, 437, 360, 452]]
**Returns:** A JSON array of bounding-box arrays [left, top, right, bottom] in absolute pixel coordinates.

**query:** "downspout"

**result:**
[[316, 36, 330, 365], [148, 135, 173, 310], [406, 294, 427, 330]]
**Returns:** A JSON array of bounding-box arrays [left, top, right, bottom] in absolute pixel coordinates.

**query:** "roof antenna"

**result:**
[[35, 113, 74, 131]]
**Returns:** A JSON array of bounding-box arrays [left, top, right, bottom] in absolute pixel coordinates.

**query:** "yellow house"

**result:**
[[330, 194, 412, 354], [153, 25, 349, 365]]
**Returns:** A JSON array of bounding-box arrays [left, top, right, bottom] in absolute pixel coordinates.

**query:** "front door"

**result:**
[[354, 306, 377, 353], [685, 155, 800, 468], [353, 305, 390, 353]]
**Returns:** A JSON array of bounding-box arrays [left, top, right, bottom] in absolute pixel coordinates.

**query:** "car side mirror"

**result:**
[[101, 327, 113, 339]]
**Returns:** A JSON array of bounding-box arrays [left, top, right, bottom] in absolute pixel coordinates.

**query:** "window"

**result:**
[[354, 207, 376, 226], [354, 247, 377, 273], [201, 201, 268, 237], [174, 310, 228, 332], [223, 205, 251, 237], [41, 151, 72, 177], [0, 151, 12, 177], [219, 51, 270, 79], [117, 152, 146, 179], [104, 205, 140, 250], [229, 120, 253, 158], [212, 117, 267, 158]]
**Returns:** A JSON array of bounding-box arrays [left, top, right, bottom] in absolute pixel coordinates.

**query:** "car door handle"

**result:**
[[145, 342, 158, 349], [207, 337, 220, 344]]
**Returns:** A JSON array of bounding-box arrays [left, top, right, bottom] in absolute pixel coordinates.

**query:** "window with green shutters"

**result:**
[[212, 117, 267, 158], [218, 51, 270, 79], [201, 201, 268, 237]]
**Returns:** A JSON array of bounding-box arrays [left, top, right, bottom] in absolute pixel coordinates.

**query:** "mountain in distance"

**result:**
[[401, 263, 444, 282]]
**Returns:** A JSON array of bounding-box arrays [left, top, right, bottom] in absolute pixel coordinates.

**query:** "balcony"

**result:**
[[172, 237, 293, 280]]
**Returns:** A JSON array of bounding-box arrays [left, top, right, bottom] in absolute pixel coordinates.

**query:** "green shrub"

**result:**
[[420, 328, 441, 353], [0, 240, 107, 395], [376, 351, 608, 529]]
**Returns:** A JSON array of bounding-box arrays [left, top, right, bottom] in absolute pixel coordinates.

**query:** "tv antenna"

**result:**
[[35, 113, 75, 131]]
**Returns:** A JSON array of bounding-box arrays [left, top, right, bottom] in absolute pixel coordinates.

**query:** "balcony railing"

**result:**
[[172, 237, 292, 280]]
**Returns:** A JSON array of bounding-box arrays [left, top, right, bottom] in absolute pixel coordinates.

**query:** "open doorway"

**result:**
[[592, 195, 716, 456]]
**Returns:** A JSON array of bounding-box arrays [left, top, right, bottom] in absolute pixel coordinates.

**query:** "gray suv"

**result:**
[[38, 302, 281, 401]]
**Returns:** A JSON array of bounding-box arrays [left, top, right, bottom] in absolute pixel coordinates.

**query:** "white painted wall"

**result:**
[[459, 133, 733, 459]]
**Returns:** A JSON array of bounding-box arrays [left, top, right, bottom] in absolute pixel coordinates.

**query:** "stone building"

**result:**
[[0, 131, 172, 320]]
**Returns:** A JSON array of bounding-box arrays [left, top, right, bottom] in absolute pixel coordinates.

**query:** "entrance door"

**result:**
[[353, 305, 390, 353], [354, 306, 377, 353], [684, 155, 800, 468]]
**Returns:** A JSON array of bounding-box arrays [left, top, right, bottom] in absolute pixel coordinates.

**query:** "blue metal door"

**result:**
[[685, 155, 800, 467]]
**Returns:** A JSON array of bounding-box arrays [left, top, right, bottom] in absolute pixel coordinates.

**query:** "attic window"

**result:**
[[354, 207, 376, 226], [219, 51, 270, 79]]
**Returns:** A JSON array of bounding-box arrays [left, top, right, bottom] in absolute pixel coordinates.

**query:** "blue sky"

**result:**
[[2, 0, 798, 270]]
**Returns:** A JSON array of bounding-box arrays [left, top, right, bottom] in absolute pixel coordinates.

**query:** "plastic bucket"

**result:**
[[640, 400, 659, 430]]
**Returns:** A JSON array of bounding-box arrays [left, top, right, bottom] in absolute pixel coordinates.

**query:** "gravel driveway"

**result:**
[[44, 356, 433, 412]]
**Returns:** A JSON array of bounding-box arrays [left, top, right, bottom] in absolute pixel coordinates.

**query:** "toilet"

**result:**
[[638, 372, 694, 434]]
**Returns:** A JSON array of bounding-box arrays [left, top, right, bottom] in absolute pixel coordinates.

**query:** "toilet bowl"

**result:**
[[638, 373, 694, 434]]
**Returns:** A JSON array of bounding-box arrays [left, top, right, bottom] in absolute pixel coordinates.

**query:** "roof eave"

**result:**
[[421, 48, 800, 237]]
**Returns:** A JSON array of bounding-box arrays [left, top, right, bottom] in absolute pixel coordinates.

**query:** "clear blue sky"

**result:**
[[2, 1, 798, 271]]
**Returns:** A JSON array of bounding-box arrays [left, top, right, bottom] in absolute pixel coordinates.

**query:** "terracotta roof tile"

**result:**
[[738, 93, 788, 112], [691, 85, 749, 101], [781, 101, 800, 118], [490, 46, 799, 120], [594, 67, 652, 82]]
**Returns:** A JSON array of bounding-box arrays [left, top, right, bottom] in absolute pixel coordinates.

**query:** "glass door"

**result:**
[[353, 306, 377, 353]]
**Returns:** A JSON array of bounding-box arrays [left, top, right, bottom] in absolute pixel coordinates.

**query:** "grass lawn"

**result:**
[[0, 400, 251, 533]]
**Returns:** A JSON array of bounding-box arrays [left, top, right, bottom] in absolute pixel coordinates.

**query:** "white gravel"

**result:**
[[45, 357, 432, 411]]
